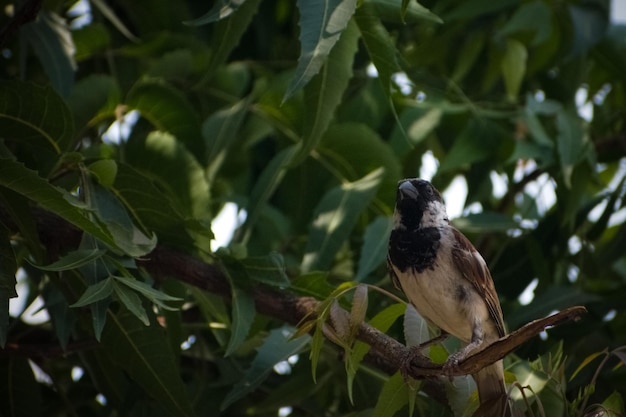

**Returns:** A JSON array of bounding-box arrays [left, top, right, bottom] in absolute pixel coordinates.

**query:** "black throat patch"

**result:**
[[388, 226, 441, 273]]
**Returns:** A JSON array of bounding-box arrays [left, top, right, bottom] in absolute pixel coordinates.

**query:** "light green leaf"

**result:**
[[0, 80, 74, 153], [354, 4, 401, 96], [112, 280, 149, 325], [0, 158, 119, 249], [32, 249, 107, 272], [404, 303, 430, 348], [509, 362, 549, 401], [501, 39, 528, 101], [301, 168, 384, 272], [126, 81, 203, 156], [89, 160, 118, 188], [356, 216, 393, 281], [222, 327, 311, 409], [184, 0, 248, 25], [71, 277, 114, 308], [283, 0, 358, 101], [102, 309, 197, 417], [21, 10, 76, 98], [372, 371, 409, 417], [453, 212, 519, 233], [296, 19, 360, 163], [602, 391, 625, 416]]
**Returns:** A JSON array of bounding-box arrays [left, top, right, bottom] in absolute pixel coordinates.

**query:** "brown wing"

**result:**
[[450, 228, 506, 337]]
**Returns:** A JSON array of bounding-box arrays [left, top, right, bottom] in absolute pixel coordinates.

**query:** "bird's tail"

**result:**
[[472, 360, 511, 417]]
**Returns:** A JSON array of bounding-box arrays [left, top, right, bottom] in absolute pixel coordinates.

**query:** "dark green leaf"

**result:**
[[0, 223, 16, 348], [372, 372, 409, 417], [184, 0, 248, 25], [31, 248, 107, 272], [284, 0, 358, 101], [220, 262, 256, 356], [102, 309, 197, 417], [356, 216, 393, 281], [453, 212, 519, 233], [556, 108, 587, 188], [71, 277, 113, 308], [367, 0, 442, 24], [21, 10, 75, 97], [0, 357, 43, 417], [290, 272, 335, 300], [354, 4, 401, 96], [67, 75, 120, 132], [0, 80, 74, 153], [0, 158, 118, 248], [301, 168, 384, 272], [222, 327, 311, 409]]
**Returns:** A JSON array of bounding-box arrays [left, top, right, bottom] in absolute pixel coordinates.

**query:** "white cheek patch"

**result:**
[[421, 200, 449, 227]]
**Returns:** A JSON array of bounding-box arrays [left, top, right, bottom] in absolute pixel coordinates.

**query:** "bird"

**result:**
[[387, 178, 510, 417]]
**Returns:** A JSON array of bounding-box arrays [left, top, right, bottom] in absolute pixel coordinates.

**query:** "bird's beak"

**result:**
[[398, 180, 418, 200]]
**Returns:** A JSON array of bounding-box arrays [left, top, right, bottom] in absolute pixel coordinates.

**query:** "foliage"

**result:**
[[1, 0, 626, 416]]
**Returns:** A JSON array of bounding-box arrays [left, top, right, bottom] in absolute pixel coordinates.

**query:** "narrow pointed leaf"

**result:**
[[283, 0, 358, 101], [32, 249, 107, 272], [112, 280, 149, 325], [372, 371, 409, 417], [356, 216, 393, 281], [71, 277, 114, 308]]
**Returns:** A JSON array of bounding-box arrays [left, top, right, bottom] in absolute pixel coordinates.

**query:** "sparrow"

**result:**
[[387, 178, 510, 417]]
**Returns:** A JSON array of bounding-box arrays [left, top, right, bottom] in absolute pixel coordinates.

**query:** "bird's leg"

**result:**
[[443, 324, 484, 377], [401, 331, 449, 380]]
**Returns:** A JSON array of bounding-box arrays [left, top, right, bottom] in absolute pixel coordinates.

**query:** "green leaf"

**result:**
[[112, 279, 149, 325], [90, 0, 139, 42], [602, 391, 625, 416], [242, 252, 290, 287], [496, 1, 552, 46], [354, 4, 401, 96], [0, 80, 74, 153], [283, 0, 358, 101], [301, 168, 384, 272], [556, 108, 587, 188], [453, 212, 519, 233], [89, 160, 118, 188], [71, 277, 114, 308], [222, 327, 311, 410], [126, 81, 203, 156], [184, 0, 248, 25], [126, 131, 212, 234], [21, 10, 76, 97], [67, 74, 120, 132], [220, 263, 256, 356], [570, 351, 605, 381], [501, 39, 528, 101], [290, 271, 335, 300], [0, 158, 119, 249], [404, 303, 430, 348], [202, 0, 262, 76], [102, 309, 197, 417], [356, 216, 393, 281], [32, 248, 107, 272], [372, 371, 409, 417], [86, 181, 157, 257], [203, 99, 250, 180], [112, 275, 181, 311]]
